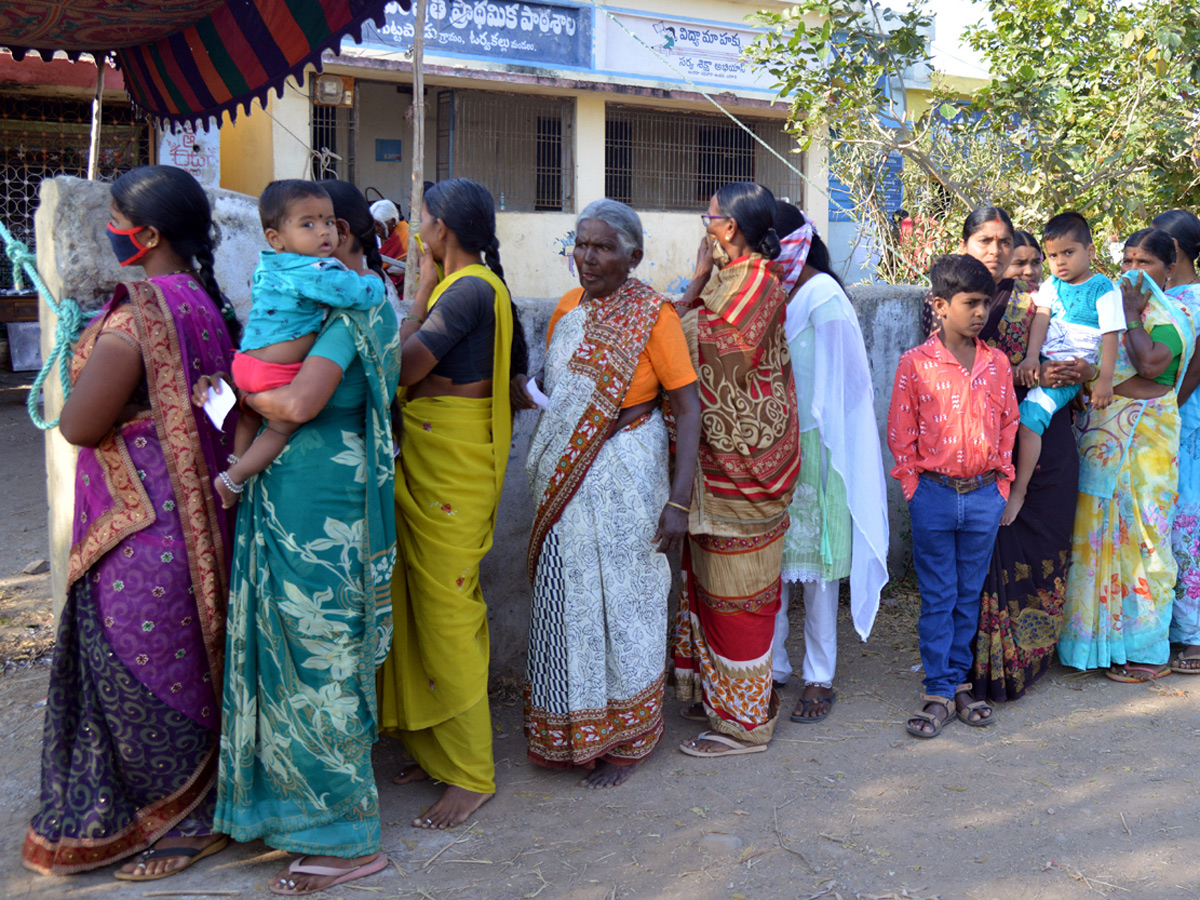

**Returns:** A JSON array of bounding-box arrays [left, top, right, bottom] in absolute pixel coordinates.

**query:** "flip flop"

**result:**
[[1170, 655, 1200, 674], [678, 730, 766, 758], [1106, 664, 1171, 683], [790, 690, 836, 723], [679, 703, 708, 722], [269, 853, 389, 896], [114, 835, 229, 882]]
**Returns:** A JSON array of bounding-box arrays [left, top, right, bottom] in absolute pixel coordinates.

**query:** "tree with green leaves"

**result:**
[[745, 0, 1200, 282]]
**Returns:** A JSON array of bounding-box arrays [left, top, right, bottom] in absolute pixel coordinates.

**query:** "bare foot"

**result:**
[[214, 474, 240, 510], [413, 785, 493, 829], [392, 764, 429, 785], [118, 835, 226, 878], [582, 760, 637, 789], [1000, 488, 1025, 526], [269, 852, 382, 895]]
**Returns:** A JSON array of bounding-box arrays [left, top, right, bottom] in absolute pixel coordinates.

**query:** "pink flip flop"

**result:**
[[1106, 664, 1170, 683], [269, 853, 389, 896]]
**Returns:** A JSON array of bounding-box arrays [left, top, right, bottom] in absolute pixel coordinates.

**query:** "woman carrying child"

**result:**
[[1058, 229, 1196, 681], [211, 179, 384, 507], [24, 166, 236, 879], [938, 209, 1087, 703], [379, 178, 529, 829], [212, 181, 400, 895], [1151, 210, 1200, 673]]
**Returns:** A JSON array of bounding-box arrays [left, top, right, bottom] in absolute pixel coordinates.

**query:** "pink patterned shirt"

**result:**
[[887, 333, 1019, 501]]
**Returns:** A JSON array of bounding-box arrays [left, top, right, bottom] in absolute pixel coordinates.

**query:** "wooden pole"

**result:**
[[403, 0, 426, 305], [86, 55, 106, 180]]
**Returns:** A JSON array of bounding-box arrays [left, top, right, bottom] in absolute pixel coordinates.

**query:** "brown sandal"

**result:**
[[954, 683, 994, 727], [906, 694, 953, 739]]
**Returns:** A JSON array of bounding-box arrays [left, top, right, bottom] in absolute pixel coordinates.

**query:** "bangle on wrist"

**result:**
[[402, 315, 424, 325], [1127, 319, 1143, 330], [665, 500, 690, 513]]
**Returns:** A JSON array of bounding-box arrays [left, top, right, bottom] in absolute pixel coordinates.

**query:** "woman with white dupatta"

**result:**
[[770, 203, 890, 722]]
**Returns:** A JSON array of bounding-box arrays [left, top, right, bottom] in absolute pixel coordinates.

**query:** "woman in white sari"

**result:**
[[770, 203, 890, 722]]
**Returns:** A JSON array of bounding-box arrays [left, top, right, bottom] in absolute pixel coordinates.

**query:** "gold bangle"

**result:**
[[665, 501, 690, 513]]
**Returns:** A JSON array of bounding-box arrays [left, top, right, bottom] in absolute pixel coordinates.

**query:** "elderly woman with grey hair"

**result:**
[[523, 198, 701, 787]]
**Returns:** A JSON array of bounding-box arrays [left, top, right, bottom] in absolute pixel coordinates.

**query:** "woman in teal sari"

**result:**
[[209, 182, 400, 895]]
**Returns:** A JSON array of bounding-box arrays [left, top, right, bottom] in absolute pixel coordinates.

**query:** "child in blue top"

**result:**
[[1003, 211, 1124, 524], [213, 179, 383, 508]]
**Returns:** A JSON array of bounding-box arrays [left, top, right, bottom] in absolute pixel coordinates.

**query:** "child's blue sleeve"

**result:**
[[293, 259, 383, 311]]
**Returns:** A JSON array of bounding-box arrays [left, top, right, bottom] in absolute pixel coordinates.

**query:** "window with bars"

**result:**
[[0, 93, 149, 289], [438, 90, 573, 213], [604, 105, 804, 211], [311, 97, 356, 183]]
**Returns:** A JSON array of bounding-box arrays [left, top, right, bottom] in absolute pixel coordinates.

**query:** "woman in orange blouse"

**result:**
[[524, 199, 700, 788]]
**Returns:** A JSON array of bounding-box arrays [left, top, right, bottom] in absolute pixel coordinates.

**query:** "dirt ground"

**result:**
[[2, 368, 1200, 900]]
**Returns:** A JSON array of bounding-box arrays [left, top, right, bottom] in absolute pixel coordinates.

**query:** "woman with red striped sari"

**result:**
[[673, 182, 801, 757]]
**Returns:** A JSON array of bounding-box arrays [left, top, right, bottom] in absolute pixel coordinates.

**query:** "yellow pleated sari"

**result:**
[[378, 264, 513, 793]]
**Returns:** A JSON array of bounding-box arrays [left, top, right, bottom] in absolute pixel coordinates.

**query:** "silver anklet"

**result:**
[[219, 471, 244, 494], [804, 680, 833, 689]]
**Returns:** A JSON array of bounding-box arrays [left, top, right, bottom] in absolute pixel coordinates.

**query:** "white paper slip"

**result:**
[[203, 377, 237, 429], [526, 377, 550, 411]]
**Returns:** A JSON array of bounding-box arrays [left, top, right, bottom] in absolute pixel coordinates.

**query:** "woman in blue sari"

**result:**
[[211, 182, 400, 895], [1150, 211, 1200, 672]]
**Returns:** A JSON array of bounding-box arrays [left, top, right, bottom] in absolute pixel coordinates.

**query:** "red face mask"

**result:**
[[106, 222, 152, 267]]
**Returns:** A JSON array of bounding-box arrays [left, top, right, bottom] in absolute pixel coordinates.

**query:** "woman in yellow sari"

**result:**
[[1059, 229, 1196, 679], [378, 178, 527, 828]]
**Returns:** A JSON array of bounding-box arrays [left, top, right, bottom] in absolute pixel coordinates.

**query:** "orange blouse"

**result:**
[[547, 287, 696, 408]]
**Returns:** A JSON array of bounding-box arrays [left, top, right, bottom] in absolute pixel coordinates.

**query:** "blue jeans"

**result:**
[[909, 476, 1006, 699]]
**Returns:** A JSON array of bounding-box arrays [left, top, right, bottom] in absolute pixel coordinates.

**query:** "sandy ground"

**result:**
[[2, 368, 1200, 900]]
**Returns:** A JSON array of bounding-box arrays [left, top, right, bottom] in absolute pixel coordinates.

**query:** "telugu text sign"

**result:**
[[357, 0, 590, 69], [599, 13, 772, 92]]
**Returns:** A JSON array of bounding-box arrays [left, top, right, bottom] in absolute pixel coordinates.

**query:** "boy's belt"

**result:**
[[921, 470, 997, 494]]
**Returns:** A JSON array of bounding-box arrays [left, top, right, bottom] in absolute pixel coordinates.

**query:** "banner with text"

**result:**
[[358, 0, 591, 69], [599, 12, 771, 93]]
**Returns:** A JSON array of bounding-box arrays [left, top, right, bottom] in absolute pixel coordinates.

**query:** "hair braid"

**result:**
[[192, 239, 241, 345]]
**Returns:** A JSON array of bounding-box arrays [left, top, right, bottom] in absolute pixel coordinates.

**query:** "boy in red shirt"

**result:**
[[887, 254, 1019, 739]]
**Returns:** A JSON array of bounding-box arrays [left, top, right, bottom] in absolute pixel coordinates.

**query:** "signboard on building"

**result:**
[[157, 121, 220, 188], [359, 0, 591, 69], [599, 13, 771, 92]]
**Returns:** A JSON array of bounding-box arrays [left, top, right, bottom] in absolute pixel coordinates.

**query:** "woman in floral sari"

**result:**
[[24, 166, 236, 880], [213, 181, 400, 895], [1058, 229, 1196, 680], [524, 199, 700, 787], [379, 178, 528, 829], [924, 209, 1089, 703], [673, 182, 800, 757], [1151, 210, 1200, 672]]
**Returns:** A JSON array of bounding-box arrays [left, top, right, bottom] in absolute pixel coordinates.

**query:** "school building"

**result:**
[[216, 0, 828, 298]]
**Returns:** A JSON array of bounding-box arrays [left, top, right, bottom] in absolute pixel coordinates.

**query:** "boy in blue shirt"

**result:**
[[1003, 212, 1124, 525], [213, 179, 383, 508]]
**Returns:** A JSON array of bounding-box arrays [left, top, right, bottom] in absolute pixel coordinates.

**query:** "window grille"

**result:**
[[0, 93, 148, 288], [439, 90, 573, 213], [604, 105, 804, 212], [311, 94, 356, 183]]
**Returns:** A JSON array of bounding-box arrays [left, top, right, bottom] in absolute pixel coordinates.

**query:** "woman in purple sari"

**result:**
[[23, 167, 238, 880]]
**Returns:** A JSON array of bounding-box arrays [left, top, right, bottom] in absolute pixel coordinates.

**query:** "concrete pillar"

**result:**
[[805, 139, 831, 239], [273, 74, 316, 181], [574, 95, 606, 208]]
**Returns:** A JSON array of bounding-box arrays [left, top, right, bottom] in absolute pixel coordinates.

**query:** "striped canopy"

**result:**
[[0, 0, 407, 125]]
